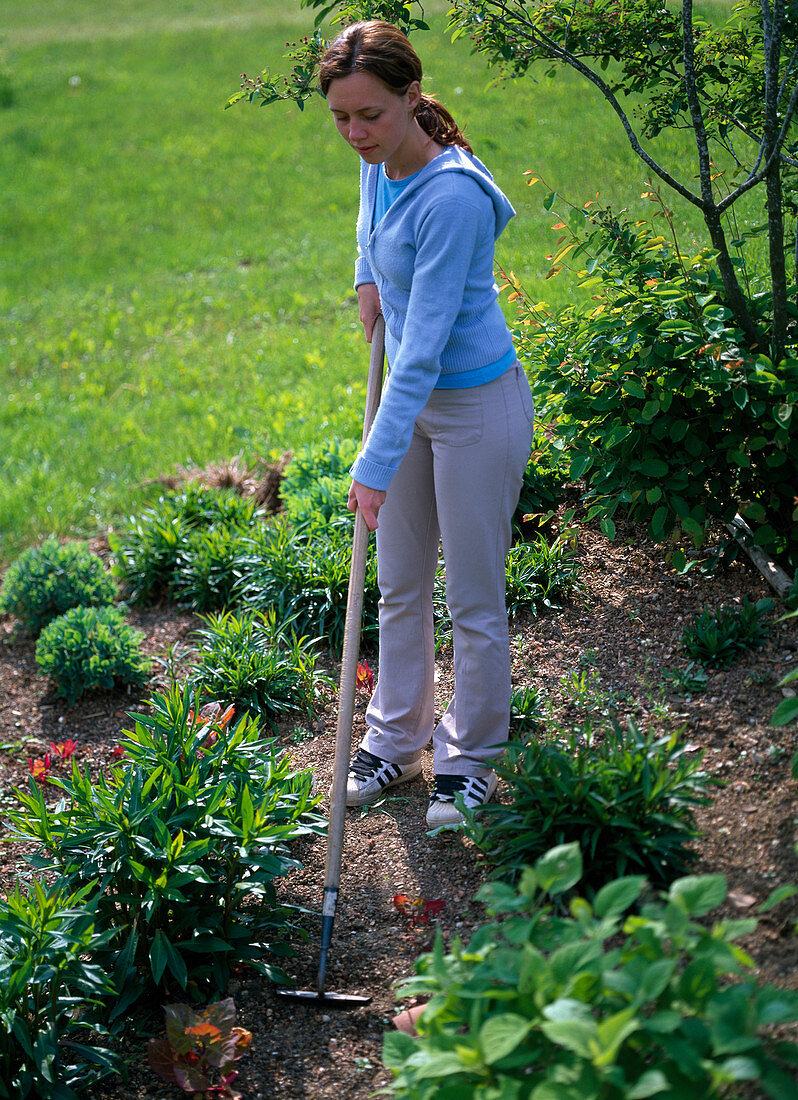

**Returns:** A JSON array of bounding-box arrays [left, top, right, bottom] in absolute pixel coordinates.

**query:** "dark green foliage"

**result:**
[[464, 721, 715, 892], [681, 597, 773, 667], [109, 486, 262, 605], [187, 609, 330, 726], [279, 438, 359, 527], [504, 533, 582, 619], [35, 606, 151, 705], [0, 881, 121, 1099], [512, 420, 569, 533], [177, 526, 248, 612], [513, 209, 798, 570], [235, 515, 379, 656], [8, 687, 324, 1003], [509, 684, 548, 737], [0, 536, 117, 635], [383, 843, 798, 1100]]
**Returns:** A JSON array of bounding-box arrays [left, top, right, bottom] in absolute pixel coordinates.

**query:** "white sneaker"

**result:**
[[426, 772, 498, 827], [346, 748, 423, 808]]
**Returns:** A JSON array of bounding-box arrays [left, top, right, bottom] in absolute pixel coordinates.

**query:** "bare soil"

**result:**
[[1, 516, 797, 1099]]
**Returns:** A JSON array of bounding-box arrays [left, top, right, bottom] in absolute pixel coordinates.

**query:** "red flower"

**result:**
[[393, 894, 445, 926], [356, 661, 374, 695], [28, 753, 52, 783], [50, 739, 77, 762], [111, 744, 125, 760]]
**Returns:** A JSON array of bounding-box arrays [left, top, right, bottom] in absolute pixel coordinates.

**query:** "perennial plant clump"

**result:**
[[34, 605, 151, 705], [384, 843, 798, 1100], [0, 536, 117, 635], [463, 720, 715, 891], [8, 687, 324, 1002]]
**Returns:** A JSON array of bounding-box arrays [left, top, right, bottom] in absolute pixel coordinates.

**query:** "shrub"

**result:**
[[8, 687, 324, 1002], [511, 417, 570, 534], [35, 605, 151, 705], [235, 515, 380, 656], [109, 486, 262, 605], [384, 843, 798, 1100], [463, 720, 715, 892], [187, 609, 330, 726], [279, 438, 359, 500], [681, 596, 773, 667], [0, 881, 121, 1099], [513, 208, 798, 572], [0, 536, 117, 635]]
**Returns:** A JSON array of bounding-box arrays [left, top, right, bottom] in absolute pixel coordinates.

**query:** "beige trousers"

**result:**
[[360, 362, 534, 776]]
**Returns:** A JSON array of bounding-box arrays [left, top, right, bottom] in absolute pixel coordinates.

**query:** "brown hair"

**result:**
[[319, 20, 472, 154]]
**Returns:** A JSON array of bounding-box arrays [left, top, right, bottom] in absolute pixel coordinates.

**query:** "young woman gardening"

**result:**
[[320, 20, 534, 827]]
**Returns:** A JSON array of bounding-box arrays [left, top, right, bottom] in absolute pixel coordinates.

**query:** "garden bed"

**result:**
[[1, 517, 796, 1099]]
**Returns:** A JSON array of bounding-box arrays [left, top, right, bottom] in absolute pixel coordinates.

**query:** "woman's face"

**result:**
[[326, 71, 420, 168]]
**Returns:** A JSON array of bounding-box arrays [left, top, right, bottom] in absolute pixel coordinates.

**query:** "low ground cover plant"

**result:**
[[35, 605, 151, 705], [0, 536, 117, 635], [680, 597, 773, 668], [187, 609, 330, 726], [0, 880, 121, 1100], [385, 843, 798, 1100], [278, 437, 360, 528], [463, 720, 715, 892], [8, 687, 324, 1003]]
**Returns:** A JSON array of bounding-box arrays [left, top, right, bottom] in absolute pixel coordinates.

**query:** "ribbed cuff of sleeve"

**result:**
[[354, 257, 375, 289], [350, 455, 397, 492]]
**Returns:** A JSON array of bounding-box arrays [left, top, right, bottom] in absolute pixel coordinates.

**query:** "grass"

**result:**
[[0, 0, 747, 563]]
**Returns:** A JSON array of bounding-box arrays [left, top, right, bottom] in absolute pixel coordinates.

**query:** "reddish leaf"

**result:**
[[147, 1039, 181, 1085]]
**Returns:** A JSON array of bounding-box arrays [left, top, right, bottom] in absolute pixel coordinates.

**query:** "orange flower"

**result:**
[[28, 753, 52, 783], [356, 661, 374, 695]]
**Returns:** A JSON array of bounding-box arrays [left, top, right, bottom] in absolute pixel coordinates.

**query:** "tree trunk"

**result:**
[[702, 205, 766, 351]]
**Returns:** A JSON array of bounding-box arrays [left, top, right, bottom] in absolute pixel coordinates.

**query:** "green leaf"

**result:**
[[600, 517, 616, 540], [627, 1069, 669, 1098], [770, 697, 798, 726], [670, 874, 727, 915], [480, 1014, 533, 1064], [541, 1018, 597, 1057], [639, 458, 669, 478], [535, 843, 582, 894], [569, 453, 593, 480], [150, 930, 168, 985], [623, 380, 646, 399], [593, 877, 645, 919], [543, 191, 557, 212]]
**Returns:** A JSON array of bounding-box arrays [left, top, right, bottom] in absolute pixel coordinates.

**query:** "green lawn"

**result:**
[[0, 0, 731, 563]]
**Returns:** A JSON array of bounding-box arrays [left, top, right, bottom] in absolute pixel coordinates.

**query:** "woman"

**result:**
[[320, 20, 534, 827]]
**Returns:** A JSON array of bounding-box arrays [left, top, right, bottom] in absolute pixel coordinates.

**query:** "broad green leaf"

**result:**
[[670, 874, 727, 915], [535, 843, 582, 894], [623, 379, 646, 399], [480, 1013, 533, 1064], [593, 876, 645, 919], [770, 697, 798, 726], [639, 458, 669, 478], [150, 930, 168, 985], [627, 1069, 669, 1098], [569, 453, 593, 480], [541, 1017, 597, 1057], [600, 517, 616, 540]]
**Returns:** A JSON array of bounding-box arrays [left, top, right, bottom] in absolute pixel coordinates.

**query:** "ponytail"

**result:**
[[415, 93, 472, 154]]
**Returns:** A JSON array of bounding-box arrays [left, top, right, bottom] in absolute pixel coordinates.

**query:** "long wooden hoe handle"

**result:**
[[317, 315, 385, 995]]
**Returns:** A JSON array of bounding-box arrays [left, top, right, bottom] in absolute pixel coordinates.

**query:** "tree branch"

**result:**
[[478, 0, 706, 208]]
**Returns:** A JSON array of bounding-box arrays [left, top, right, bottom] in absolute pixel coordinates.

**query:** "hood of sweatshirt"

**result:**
[[370, 143, 515, 240]]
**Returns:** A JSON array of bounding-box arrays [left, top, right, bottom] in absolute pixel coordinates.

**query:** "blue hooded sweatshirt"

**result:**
[[350, 143, 516, 492]]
